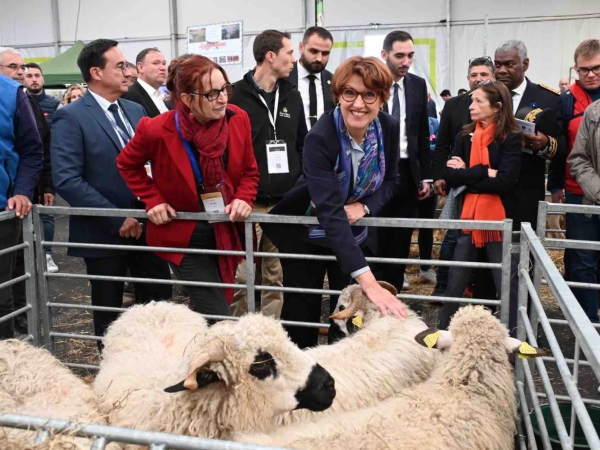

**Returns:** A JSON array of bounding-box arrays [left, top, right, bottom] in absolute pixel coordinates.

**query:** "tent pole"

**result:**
[[168, 0, 178, 59], [447, 0, 451, 95], [51, 0, 60, 55]]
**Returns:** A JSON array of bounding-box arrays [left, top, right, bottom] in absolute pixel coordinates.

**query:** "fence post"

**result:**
[[500, 219, 513, 326], [244, 221, 255, 313], [22, 213, 40, 346], [32, 206, 54, 353], [515, 226, 530, 390], [531, 201, 548, 338]]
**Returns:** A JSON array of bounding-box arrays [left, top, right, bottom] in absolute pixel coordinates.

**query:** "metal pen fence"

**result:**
[[31, 205, 514, 368], [0, 210, 40, 345], [516, 222, 600, 450]]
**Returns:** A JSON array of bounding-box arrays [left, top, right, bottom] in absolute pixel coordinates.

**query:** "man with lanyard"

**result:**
[[229, 29, 307, 319], [548, 39, 600, 322]]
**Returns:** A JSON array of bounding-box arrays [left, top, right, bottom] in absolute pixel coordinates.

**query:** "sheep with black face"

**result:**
[[93, 302, 335, 445], [277, 282, 439, 425]]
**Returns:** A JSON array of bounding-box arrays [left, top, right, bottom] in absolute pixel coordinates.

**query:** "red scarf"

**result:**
[[177, 102, 242, 303], [460, 122, 506, 247]]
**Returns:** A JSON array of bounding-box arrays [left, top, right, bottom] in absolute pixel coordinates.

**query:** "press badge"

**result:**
[[266, 140, 289, 174], [200, 191, 225, 213]]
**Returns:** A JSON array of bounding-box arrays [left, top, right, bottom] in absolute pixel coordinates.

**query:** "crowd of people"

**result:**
[[0, 27, 599, 348]]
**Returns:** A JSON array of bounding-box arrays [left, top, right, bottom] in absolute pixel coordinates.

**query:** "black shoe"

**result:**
[[14, 315, 28, 334]]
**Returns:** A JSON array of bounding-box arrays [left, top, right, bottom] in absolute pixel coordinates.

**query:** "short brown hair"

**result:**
[[331, 56, 393, 105], [574, 39, 600, 64], [253, 30, 291, 64], [167, 54, 230, 106], [462, 80, 519, 141]]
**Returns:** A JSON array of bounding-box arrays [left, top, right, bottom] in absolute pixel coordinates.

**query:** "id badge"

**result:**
[[144, 162, 153, 178], [199, 181, 228, 214], [266, 140, 289, 174]]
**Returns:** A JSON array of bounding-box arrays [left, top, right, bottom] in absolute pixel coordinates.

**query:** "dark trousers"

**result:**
[[280, 241, 351, 349], [169, 221, 231, 317], [565, 191, 600, 322], [0, 218, 22, 339], [374, 160, 418, 290], [435, 229, 459, 292], [439, 233, 520, 335], [417, 193, 438, 271], [84, 249, 172, 342]]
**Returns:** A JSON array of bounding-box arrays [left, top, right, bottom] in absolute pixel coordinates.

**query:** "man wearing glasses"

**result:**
[[51, 39, 171, 346], [549, 39, 600, 322]]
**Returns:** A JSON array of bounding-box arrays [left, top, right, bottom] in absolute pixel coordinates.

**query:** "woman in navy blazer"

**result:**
[[264, 56, 407, 348]]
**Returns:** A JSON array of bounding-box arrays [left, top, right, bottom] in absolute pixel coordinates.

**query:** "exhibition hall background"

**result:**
[[2, 0, 599, 107]]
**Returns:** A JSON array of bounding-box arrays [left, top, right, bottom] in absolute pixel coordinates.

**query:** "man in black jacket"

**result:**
[[287, 26, 334, 130], [23, 63, 60, 122], [375, 30, 433, 292], [121, 47, 169, 118], [229, 29, 308, 319]]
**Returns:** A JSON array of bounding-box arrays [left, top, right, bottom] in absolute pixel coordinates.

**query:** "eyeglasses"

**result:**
[[189, 84, 234, 101], [340, 87, 380, 104], [0, 64, 28, 72], [576, 65, 600, 77]]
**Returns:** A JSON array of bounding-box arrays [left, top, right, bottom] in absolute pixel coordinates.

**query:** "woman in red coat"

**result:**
[[117, 55, 259, 316]]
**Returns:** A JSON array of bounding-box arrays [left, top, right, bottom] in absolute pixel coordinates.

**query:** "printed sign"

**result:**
[[187, 21, 243, 66]]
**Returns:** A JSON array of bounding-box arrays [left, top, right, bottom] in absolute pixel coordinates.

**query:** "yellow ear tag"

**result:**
[[517, 342, 539, 358], [351, 316, 364, 329], [423, 331, 440, 349]]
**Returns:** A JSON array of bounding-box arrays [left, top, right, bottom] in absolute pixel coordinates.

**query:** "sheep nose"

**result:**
[[324, 376, 335, 392]]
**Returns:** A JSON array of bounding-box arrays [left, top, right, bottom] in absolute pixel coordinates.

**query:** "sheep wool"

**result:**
[[239, 305, 518, 450], [94, 302, 332, 448], [0, 339, 119, 450], [279, 285, 439, 425]]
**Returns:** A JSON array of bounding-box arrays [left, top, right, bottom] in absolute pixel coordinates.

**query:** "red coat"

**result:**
[[117, 105, 259, 265]]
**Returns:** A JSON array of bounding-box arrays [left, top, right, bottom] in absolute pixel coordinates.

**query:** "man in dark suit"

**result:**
[[431, 56, 495, 296], [287, 26, 334, 131], [375, 30, 433, 292], [51, 39, 172, 343], [494, 39, 566, 232], [121, 47, 169, 118]]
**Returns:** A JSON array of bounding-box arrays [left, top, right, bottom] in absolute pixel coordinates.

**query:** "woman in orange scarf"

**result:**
[[438, 80, 521, 329]]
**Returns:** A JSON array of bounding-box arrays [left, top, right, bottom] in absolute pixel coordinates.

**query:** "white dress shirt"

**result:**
[[297, 62, 325, 130], [88, 89, 135, 148], [387, 78, 408, 159], [138, 78, 169, 114], [511, 78, 528, 114]]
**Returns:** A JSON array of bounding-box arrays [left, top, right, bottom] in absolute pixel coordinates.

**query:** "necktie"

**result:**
[[108, 103, 131, 146], [308, 74, 318, 128], [392, 83, 400, 120]]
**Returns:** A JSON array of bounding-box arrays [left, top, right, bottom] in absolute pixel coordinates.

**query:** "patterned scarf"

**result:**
[[309, 106, 386, 243]]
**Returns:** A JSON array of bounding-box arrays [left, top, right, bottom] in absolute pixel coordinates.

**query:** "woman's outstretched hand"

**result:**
[[355, 271, 408, 319]]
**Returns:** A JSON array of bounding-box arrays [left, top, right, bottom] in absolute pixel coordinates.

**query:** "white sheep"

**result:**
[[278, 282, 440, 425], [93, 301, 336, 446], [239, 305, 546, 450], [0, 339, 119, 450]]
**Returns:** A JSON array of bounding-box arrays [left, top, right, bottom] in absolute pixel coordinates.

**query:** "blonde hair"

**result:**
[[63, 84, 86, 105]]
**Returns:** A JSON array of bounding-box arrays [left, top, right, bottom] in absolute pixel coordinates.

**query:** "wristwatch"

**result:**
[[363, 204, 371, 216]]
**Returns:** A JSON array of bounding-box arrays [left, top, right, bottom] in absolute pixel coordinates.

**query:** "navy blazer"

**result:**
[[51, 91, 146, 257], [263, 110, 401, 275], [383, 72, 432, 185]]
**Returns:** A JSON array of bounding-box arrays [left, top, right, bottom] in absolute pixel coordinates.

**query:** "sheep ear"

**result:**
[[414, 328, 454, 349], [503, 337, 548, 359], [164, 370, 221, 393]]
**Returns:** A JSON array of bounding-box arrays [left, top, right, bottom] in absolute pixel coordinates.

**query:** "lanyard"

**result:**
[[257, 88, 280, 140], [105, 108, 133, 145], [175, 112, 203, 186]]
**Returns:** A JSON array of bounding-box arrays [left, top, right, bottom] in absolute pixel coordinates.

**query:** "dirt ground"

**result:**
[[41, 210, 598, 401]]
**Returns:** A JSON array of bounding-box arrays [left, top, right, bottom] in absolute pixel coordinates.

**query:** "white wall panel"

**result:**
[[323, 0, 447, 27], [57, 0, 171, 43], [452, 0, 600, 21], [177, 0, 304, 34], [0, 0, 54, 46]]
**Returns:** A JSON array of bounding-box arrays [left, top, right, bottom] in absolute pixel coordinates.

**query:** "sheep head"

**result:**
[[329, 281, 398, 336], [164, 314, 336, 418]]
